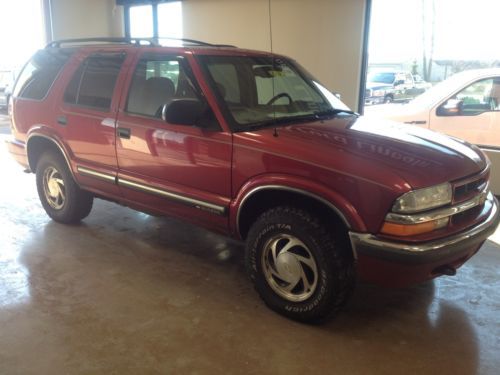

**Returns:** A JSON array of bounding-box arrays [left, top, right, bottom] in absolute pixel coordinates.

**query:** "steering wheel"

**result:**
[[266, 92, 293, 106]]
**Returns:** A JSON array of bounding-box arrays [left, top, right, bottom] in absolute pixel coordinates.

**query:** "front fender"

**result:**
[[230, 174, 367, 238]]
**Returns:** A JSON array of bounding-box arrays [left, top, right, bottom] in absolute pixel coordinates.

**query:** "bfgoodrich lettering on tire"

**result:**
[[36, 152, 93, 224], [245, 206, 355, 323]]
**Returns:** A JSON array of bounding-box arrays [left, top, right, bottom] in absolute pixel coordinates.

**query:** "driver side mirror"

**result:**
[[437, 99, 463, 116], [162, 99, 207, 126]]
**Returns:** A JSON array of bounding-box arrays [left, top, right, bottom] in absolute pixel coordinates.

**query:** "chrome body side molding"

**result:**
[[118, 178, 226, 216], [74, 165, 226, 216], [76, 166, 117, 183]]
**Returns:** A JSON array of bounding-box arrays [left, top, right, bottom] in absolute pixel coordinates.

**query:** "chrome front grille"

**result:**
[[453, 176, 487, 204]]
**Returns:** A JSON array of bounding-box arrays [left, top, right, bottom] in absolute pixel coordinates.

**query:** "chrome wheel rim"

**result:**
[[261, 234, 318, 302], [42, 166, 66, 210]]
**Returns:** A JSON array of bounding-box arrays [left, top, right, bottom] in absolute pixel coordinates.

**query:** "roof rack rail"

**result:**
[[46, 37, 158, 48], [155, 37, 237, 48], [45, 37, 237, 49]]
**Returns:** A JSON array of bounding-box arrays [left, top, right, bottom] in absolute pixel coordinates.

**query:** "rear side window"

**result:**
[[64, 53, 125, 111], [13, 49, 74, 100]]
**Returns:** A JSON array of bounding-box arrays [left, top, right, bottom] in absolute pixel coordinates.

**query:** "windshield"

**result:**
[[368, 72, 395, 84], [198, 55, 350, 130]]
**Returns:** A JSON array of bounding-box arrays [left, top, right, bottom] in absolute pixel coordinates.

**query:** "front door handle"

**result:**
[[57, 115, 68, 126], [117, 127, 131, 139]]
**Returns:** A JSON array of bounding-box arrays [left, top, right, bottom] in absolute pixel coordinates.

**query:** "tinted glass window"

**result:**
[[126, 56, 199, 117], [207, 63, 240, 103], [14, 49, 74, 100], [64, 54, 125, 110]]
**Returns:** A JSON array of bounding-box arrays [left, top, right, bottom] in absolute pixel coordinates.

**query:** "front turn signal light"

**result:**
[[381, 217, 449, 236]]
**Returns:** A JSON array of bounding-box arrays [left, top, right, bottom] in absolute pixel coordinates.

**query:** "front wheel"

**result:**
[[245, 206, 355, 323], [36, 152, 93, 223]]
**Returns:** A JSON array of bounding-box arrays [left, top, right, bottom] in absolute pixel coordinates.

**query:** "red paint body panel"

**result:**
[[6, 43, 497, 288]]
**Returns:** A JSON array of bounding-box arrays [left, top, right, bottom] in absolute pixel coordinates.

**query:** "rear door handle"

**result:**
[[117, 127, 131, 139], [57, 115, 68, 126]]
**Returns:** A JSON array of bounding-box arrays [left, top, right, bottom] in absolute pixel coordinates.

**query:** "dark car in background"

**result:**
[[365, 70, 431, 105]]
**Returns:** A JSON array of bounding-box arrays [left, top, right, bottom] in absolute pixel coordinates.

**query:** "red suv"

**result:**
[[7, 38, 500, 322]]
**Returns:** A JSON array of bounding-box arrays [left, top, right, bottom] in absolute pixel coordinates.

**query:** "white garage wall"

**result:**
[[42, 0, 366, 110], [46, 0, 123, 40], [183, 0, 367, 110]]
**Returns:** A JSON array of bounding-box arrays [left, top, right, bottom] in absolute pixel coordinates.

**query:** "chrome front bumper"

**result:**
[[349, 194, 500, 264]]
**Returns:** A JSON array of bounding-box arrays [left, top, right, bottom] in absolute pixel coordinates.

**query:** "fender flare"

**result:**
[[26, 131, 76, 180], [231, 175, 367, 238]]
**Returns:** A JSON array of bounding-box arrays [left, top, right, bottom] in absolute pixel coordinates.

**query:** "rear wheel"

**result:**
[[36, 152, 93, 223], [245, 206, 355, 323]]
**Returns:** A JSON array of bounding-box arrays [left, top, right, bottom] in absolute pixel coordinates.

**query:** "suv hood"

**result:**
[[242, 115, 487, 190]]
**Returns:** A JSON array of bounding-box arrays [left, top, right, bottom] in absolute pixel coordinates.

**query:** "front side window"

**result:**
[[14, 49, 74, 100], [439, 78, 500, 116], [199, 55, 350, 130], [64, 53, 125, 111], [126, 55, 199, 117]]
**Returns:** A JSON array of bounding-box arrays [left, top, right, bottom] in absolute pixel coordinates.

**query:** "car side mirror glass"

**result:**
[[437, 99, 463, 116], [162, 99, 207, 126]]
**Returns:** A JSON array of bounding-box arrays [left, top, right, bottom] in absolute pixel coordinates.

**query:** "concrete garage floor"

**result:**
[[1, 116, 500, 374]]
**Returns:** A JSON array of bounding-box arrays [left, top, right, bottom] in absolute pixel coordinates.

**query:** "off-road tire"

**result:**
[[245, 206, 355, 323], [36, 152, 93, 223]]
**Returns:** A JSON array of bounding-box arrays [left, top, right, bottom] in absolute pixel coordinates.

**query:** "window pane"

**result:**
[[14, 49, 73, 100], [201, 56, 338, 129], [207, 63, 240, 103], [454, 79, 494, 115], [64, 64, 84, 104], [126, 56, 198, 117], [130, 5, 153, 38], [65, 54, 125, 110], [158, 2, 183, 39]]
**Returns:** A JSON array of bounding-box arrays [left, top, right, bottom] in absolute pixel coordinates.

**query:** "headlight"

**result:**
[[372, 90, 385, 96], [392, 183, 452, 214]]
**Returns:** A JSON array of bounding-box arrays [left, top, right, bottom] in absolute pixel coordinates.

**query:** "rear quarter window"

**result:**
[[64, 53, 125, 111], [13, 49, 74, 100]]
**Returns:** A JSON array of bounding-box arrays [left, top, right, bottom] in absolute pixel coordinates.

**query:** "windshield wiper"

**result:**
[[242, 109, 358, 132], [242, 114, 319, 131], [313, 108, 359, 118]]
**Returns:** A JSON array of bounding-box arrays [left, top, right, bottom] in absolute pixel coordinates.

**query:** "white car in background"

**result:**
[[366, 68, 500, 193]]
